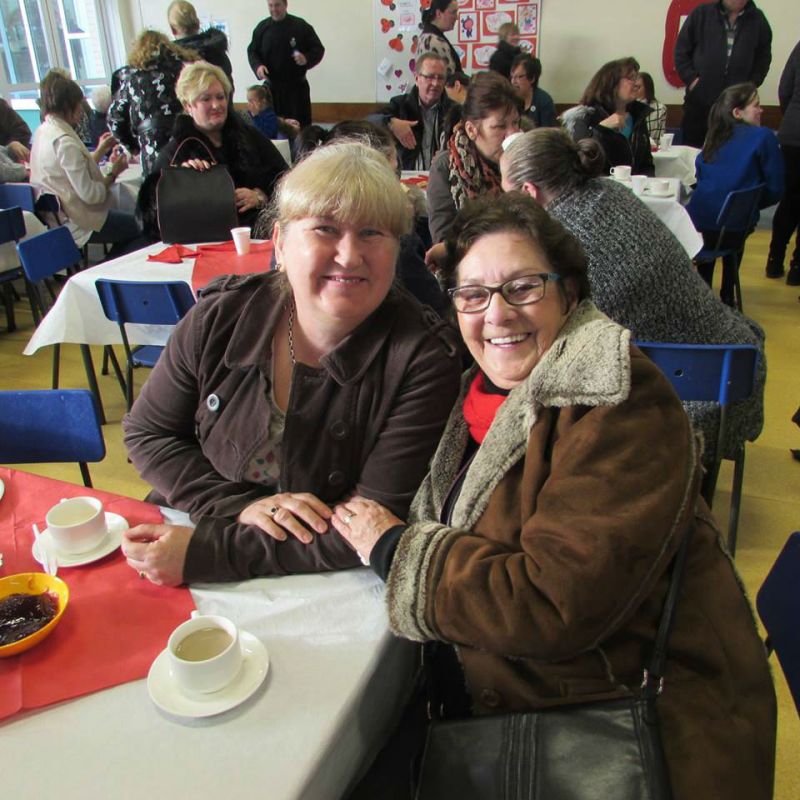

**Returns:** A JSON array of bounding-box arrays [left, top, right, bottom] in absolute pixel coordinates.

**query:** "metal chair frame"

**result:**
[[635, 341, 759, 556], [0, 389, 106, 487], [0, 206, 26, 332]]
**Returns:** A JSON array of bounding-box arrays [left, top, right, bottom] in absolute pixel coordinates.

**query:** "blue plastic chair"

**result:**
[[95, 279, 196, 410], [0, 206, 26, 331], [756, 532, 800, 717], [635, 342, 759, 556], [16, 226, 125, 424], [694, 183, 764, 313], [0, 182, 36, 213], [0, 389, 105, 487]]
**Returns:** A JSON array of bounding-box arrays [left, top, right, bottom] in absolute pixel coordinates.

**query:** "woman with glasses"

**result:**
[[562, 56, 654, 176], [500, 127, 766, 471], [332, 191, 776, 800]]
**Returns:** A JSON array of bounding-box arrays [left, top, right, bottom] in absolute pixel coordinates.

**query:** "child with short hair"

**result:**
[[246, 84, 279, 139]]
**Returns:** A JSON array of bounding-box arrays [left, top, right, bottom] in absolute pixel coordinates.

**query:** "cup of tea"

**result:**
[[647, 178, 672, 195], [630, 175, 648, 196], [167, 613, 243, 694], [659, 133, 674, 151], [610, 165, 632, 181], [231, 227, 251, 256], [45, 497, 107, 555]]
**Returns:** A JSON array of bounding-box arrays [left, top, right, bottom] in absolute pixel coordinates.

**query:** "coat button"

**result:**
[[329, 421, 348, 440], [328, 470, 345, 486], [206, 393, 220, 411], [479, 689, 501, 708]]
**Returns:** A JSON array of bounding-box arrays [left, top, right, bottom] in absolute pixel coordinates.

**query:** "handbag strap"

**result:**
[[643, 522, 695, 697], [169, 136, 218, 167]]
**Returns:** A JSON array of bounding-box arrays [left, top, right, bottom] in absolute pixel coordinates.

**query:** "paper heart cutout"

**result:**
[[389, 35, 404, 52], [380, 18, 394, 33], [394, 69, 403, 77]]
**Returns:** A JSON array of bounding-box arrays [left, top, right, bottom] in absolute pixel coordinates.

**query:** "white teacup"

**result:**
[[610, 165, 632, 181], [660, 133, 674, 150], [168, 613, 243, 695], [631, 175, 648, 195], [45, 496, 107, 555], [647, 178, 671, 195], [231, 226, 251, 256]]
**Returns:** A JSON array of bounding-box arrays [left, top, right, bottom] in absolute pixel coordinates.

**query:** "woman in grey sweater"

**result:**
[[766, 40, 800, 285], [500, 127, 766, 463]]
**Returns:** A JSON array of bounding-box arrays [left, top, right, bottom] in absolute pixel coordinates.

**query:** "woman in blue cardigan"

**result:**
[[688, 83, 784, 305]]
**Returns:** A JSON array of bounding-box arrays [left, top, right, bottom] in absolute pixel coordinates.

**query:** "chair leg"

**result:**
[[104, 345, 128, 398], [101, 346, 109, 375], [126, 361, 134, 412], [733, 255, 743, 313], [79, 462, 93, 488], [79, 344, 107, 425], [51, 344, 60, 389], [727, 448, 746, 557], [1, 283, 15, 332]]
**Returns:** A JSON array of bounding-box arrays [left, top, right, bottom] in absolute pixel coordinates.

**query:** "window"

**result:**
[[0, 0, 118, 102]]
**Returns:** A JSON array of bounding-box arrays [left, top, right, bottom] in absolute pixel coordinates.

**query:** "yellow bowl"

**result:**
[[0, 572, 69, 658]]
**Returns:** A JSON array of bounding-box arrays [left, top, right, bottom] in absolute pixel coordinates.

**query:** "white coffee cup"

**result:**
[[610, 165, 632, 181], [45, 496, 107, 555], [631, 175, 648, 195], [659, 133, 674, 151], [231, 227, 251, 256], [647, 178, 671, 195], [167, 613, 243, 695]]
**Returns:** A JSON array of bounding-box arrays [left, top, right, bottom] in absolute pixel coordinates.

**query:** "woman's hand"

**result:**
[[94, 131, 118, 158], [281, 118, 301, 135], [181, 158, 213, 171], [6, 141, 30, 162], [109, 146, 128, 176], [235, 187, 265, 212], [599, 113, 626, 130], [237, 493, 333, 543], [424, 242, 447, 272], [122, 524, 194, 586], [331, 495, 403, 564]]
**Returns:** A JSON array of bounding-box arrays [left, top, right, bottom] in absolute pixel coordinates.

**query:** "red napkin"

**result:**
[[191, 240, 274, 295], [0, 468, 195, 720], [146, 244, 198, 263]]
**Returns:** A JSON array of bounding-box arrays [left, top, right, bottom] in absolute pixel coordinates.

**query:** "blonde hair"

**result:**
[[128, 29, 197, 70], [272, 142, 412, 239], [175, 61, 232, 106], [168, 0, 200, 35]]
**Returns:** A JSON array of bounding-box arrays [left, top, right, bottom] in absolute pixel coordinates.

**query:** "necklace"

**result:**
[[287, 300, 296, 365]]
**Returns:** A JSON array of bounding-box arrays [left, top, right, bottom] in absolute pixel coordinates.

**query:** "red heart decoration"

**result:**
[[380, 0, 395, 7], [389, 35, 404, 52], [385, 85, 393, 91], [394, 69, 403, 77]]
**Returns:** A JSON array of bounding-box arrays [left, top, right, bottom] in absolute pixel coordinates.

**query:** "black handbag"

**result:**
[[415, 528, 694, 800], [155, 137, 238, 244]]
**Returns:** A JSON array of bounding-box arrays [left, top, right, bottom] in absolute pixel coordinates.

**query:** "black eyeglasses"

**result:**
[[448, 273, 561, 314], [417, 73, 446, 83]]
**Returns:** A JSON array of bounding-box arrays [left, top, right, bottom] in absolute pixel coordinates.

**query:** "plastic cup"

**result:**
[[659, 133, 674, 151], [231, 227, 251, 256]]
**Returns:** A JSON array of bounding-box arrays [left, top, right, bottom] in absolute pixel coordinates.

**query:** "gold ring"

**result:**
[[139, 571, 146, 580], [267, 505, 279, 517]]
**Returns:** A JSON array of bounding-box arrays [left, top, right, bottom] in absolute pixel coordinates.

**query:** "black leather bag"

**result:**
[[415, 528, 694, 800], [156, 137, 238, 244]]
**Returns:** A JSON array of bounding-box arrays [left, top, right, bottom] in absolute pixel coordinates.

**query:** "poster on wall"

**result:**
[[372, 0, 543, 102]]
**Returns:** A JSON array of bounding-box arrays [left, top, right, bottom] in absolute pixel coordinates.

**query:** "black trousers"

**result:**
[[768, 144, 800, 265], [269, 77, 312, 127], [696, 229, 746, 303], [680, 94, 711, 149]]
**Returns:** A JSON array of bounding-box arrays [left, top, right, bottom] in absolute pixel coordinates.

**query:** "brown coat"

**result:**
[[387, 302, 775, 799], [123, 272, 461, 582]]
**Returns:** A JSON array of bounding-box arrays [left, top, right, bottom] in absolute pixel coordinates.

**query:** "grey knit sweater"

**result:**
[[547, 177, 766, 461]]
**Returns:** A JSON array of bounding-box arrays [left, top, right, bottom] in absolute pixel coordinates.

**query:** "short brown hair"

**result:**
[[39, 70, 84, 117], [462, 71, 523, 125]]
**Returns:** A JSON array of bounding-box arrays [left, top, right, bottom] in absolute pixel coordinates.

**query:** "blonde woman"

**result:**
[[122, 142, 461, 584]]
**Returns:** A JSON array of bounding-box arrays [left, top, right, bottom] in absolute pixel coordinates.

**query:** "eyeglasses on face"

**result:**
[[417, 73, 446, 83], [448, 273, 561, 314]]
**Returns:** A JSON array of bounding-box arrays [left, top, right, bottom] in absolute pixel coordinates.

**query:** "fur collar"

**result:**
[[410, 300, 631, 530]]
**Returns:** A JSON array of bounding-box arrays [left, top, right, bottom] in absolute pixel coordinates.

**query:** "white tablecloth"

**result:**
[[652, 145, 700, 188], [109, 162, 143, 214], [23, 241, 196, 355], [0, 210, 46, 272], [1, 568, 417, 799], [272, 139, 292, 166]]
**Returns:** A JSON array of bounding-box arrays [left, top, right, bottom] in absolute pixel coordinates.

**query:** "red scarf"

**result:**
[[462, 372, 508, 444]]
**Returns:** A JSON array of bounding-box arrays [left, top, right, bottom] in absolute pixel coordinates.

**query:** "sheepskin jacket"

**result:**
[[387, 301, 775, 800]]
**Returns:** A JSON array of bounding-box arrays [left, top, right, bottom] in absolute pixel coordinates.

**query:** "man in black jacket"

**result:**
[[247, 0, 324, 127], [674, 0, 772, 147], [373, 53, 454, 171]]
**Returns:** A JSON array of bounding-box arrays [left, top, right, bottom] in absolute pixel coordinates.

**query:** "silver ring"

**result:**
[[267, 505, 279, 517], [343, 513, 353, 525]]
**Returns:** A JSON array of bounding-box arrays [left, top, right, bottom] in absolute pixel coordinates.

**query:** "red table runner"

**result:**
[[191, 241, 274, 294], [0, 468, 195, 720]]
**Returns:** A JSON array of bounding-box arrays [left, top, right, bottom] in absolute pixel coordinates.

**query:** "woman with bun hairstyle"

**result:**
[[500, 127, 766, 467]]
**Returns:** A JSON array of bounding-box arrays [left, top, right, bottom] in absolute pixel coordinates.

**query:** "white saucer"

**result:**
[[643, 186, 674, 198], [612, 175, 632, 183], [147, 631, 269, 718], [0, 478, 4, 501], [32, 512, 128, 568]]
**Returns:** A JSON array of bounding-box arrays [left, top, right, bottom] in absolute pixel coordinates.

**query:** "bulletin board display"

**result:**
[[372, 0, 543, 101]]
